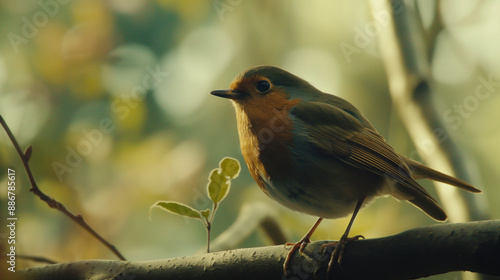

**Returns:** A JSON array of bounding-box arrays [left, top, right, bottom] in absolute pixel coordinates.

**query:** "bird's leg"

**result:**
[[321, 197, 365, 274], [283, 217, 323, 273]]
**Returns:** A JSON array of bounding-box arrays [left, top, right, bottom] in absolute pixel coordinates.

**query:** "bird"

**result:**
[[210, 65, 481, 274]]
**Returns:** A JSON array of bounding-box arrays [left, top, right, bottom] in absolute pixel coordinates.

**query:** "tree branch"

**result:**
[[17, 255, 58, 265], [369, 0, 488, 222], [0, 114, 126, 261], [15, 220, 500, 280]]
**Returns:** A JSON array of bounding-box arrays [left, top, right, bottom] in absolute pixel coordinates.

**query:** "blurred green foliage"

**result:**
[[0, 1, 498, 279]]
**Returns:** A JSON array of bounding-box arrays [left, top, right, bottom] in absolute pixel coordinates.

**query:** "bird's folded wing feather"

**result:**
[[290, 101, 435, 201]]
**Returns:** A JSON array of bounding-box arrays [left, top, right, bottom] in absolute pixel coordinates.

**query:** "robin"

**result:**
[[210, 65, 480, 274]]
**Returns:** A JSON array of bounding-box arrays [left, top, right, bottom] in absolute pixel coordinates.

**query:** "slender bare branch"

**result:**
[[17, 255, 58, 265], [0, 114, 126, 261]]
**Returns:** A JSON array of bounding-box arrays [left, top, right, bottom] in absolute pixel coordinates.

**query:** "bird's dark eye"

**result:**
[[256, 80, 270, 93]]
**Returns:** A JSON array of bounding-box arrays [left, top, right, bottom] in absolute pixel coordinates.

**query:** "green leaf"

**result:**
[[150, 201, 201, 220], [200, 209, 210, 219], [207, 169, 230, 204], [219, 157, 241, 179]]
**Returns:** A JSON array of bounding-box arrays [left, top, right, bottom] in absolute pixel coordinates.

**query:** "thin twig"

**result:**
[[206, 223, 211, 253], [0, 114, 126, 260], [17, 255, 58, 265]]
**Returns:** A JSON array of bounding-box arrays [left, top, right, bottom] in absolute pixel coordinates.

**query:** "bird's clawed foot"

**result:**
[[283, 237, 311, 273], [321, 234, 364, 274]]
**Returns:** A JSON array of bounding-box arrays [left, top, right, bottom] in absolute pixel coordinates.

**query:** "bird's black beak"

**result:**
[[210, 89, 242, 100]]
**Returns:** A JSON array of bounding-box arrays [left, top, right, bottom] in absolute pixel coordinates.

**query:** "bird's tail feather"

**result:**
[[405, 158, 481, 193], [407, 193, 447, 221]]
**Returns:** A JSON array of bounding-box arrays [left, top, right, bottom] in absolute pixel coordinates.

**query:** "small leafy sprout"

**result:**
[[150, 157, 241, 253]]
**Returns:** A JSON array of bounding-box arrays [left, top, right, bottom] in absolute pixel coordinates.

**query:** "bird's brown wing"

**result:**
[[291, 101, 447, 220]]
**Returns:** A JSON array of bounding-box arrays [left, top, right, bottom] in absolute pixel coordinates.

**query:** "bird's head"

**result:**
[[210, 66, 315, 111]]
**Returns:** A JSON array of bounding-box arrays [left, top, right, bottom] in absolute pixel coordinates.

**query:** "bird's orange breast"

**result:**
[[232, 91, 301, 193]]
